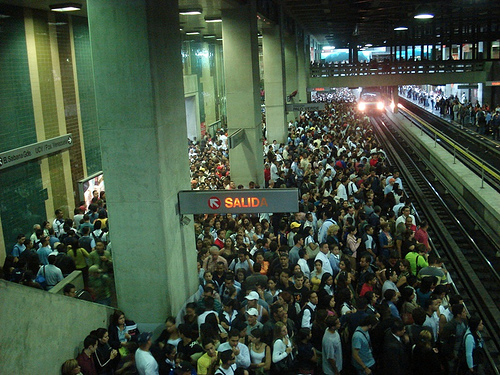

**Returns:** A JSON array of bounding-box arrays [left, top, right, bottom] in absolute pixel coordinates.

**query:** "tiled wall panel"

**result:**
[[0, 5, 46, 251]]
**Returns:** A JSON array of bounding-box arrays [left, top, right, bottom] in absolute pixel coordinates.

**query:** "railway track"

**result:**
[[372, 113, 500, 373], [398, 96, 500, 192]]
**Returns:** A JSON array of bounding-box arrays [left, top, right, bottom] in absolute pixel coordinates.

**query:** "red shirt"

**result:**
[[359, 283, 373, 297], [77, 351, 97, 375], [415, 227, 429, 252]]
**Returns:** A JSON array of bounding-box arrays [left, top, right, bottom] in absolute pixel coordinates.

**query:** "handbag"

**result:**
[[35, 266, 48, 290], [274, 353, 294, 372]]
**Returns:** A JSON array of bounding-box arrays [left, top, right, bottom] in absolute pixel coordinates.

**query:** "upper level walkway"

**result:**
[[308, 59, 491, 89]]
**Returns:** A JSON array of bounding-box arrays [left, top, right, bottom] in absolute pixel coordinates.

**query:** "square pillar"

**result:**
[[222, 3, 263, 187], [87, 0, 198, 323], [263, 26, 286, 144]]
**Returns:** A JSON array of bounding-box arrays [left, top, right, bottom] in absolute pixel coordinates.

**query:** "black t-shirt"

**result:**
[[287, 285, 309, 307], [177, 340, 203, 362]]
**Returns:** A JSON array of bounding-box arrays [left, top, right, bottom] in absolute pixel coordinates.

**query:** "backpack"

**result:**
[[92, 230, 104, 243], [78, 236, 92, 252]]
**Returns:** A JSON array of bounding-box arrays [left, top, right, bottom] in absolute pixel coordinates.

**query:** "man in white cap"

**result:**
[[245, 291, 269, 323], [135, 332, 159, 375], [245, 307, 264, 335]]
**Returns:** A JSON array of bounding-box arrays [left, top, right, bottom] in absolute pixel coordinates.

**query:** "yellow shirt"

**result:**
[[197, 353, 220, 375], [68, 247, 90, 269]]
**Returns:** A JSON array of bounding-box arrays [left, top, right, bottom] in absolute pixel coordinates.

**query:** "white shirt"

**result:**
[[423, 312, 440, 342], [336, 183, 348, 201], [218, 342, 251, 369], [395, 214, 416, 228], [135, 348, 159, 375]]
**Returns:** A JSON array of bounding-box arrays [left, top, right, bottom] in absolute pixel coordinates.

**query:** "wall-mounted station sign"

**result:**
[[0, 134, 73, 171], [285, 103, 325, 112], [178, 188, 299, 214]]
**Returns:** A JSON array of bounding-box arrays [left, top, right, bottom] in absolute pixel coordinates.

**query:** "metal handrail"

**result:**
[[400, 105, 500, 184], [310, 60, 485, 77]]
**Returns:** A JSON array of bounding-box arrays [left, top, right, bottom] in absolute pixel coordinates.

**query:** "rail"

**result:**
[[373, 115, 500, 373], [310, 60, 485, 77]]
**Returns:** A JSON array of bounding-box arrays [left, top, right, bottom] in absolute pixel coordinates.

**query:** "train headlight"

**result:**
[[358, 102, 366, 111], [377, 101, 384, 110]]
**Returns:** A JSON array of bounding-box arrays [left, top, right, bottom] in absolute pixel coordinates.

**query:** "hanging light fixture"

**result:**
[[50, 3, 82, 12], [414, 4, 434, 19]]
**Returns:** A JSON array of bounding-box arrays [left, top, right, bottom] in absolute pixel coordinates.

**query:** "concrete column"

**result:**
[[262, 26, 286, 144], [87, 0, 197, 323], [297, 33, 308, 104], [391, 86, 399, 113], [222, 3, 263, 187], [284, 34, 298, 121]]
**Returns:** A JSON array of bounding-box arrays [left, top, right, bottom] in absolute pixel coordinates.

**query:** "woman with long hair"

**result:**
[[460, 316, 485, 374], [317, 272, 335, 303], [411, 330, 445, 374], [310, 259, 325, 292], [248, 328, 271, 375], [108, 310, 138, 355], [271, 322, 295, 375], [221, 237, 237, 264], [92, 328, 119, 375], [155, 316, 181, 349]]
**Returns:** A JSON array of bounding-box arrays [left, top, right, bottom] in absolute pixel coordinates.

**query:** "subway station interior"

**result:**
[[1, 0, 500, 373]]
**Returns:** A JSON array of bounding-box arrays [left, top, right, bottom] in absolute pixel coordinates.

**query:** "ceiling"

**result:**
[[2, 0, 500, 49], [281, 0, 500, 48]]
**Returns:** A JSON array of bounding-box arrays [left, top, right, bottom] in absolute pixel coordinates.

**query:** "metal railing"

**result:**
[[310, 60, 485, 77]]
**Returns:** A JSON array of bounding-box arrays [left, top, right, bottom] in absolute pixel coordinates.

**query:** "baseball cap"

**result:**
[[247, 307, 259, 316], [245, 291, 259, 301], [137, 331, 152, 344], [290, 222, 301, 229]]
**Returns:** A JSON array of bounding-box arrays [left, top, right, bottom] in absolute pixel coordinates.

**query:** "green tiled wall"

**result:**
[[72, 16, 101, 175], [0, 5, 46, 251]]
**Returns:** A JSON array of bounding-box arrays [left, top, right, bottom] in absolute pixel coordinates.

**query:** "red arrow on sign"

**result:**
[[208, 197, 221, 209]]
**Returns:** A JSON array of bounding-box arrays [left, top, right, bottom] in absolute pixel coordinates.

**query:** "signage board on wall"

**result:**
[[286, 103, 326, 112], [0, 134, 73, 171], [178, 188, 299, 214]]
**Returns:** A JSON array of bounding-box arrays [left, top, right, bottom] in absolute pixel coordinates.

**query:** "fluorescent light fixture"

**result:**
[[204, 34, 216, 38], [0, 14, 11, 18], [48, 22, 68, 26], [216, 38, 223, 41], [50, 3, 82, 12], [414, 13, 434, 19], [179, 9, 202, 16], [258, 35, 263, 39], [394, 26, 408, 31], [205, 17, 222, 23], [185, 31, 200, 35], [365, 43, 373, 47]]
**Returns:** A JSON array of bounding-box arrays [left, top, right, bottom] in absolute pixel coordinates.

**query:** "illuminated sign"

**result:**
[[286, 103, 326, 112], [486, 81, 500, 86], [178, 188, 299, 214]]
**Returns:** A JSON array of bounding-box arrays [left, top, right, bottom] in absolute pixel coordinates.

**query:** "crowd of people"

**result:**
[[2, 192, 114, 304], [3, 92, 489, 375], [401, 85, 500, 140]]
